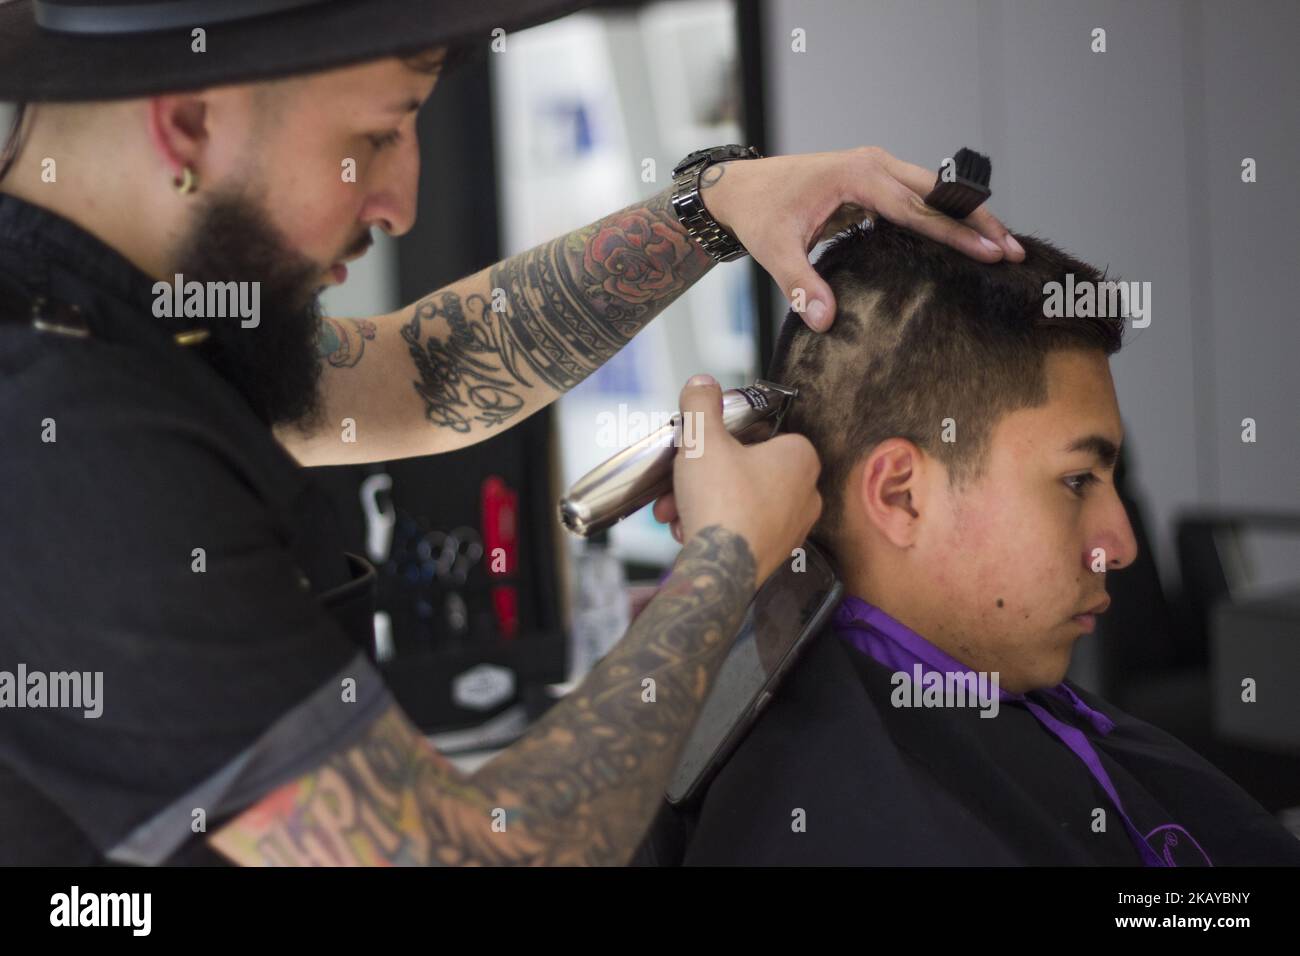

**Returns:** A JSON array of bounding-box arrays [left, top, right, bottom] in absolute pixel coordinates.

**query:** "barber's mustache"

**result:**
[[343, 233, 373, 261]]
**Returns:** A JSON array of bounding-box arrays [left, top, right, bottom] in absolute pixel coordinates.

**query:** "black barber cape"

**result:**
[[0, 194, 391, 865], [635, 620, 1300, 866]]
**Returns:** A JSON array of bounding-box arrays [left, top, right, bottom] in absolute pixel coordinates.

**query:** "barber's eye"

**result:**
[[368, 130, 402, 150], [1065, 473, 1100, 497]]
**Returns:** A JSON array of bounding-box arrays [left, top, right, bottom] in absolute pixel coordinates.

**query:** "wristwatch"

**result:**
[[670, 144, 763, 262]]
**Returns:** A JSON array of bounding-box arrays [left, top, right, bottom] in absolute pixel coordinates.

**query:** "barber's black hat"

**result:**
[[0, 0, 594, 102]]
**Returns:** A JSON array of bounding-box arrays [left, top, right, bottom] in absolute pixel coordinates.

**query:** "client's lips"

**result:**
[[1071, 596, 1111, 633], [1081, 597, 1111, 616]]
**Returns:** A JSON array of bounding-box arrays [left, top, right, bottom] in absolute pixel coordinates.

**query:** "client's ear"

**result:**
[[854, 439, 926, 548]]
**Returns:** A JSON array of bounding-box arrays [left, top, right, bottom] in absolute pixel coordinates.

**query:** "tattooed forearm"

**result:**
[[278, 167, 740, 465], [209, 706, 500, 866], [471, 523, 757, 864], [401, 185, 717, 434], [398, 287, 531, 432], [210, 525, 757, 866]]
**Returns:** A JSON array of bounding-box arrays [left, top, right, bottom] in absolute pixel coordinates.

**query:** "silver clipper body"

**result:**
[[559, 379, 798, 537]]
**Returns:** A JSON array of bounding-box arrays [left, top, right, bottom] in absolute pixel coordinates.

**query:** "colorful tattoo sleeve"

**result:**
[[209, 525, 756, 866]]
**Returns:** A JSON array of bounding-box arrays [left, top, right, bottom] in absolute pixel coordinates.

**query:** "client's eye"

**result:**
[[1065, 473, 1100, 498], [368, 130, 402, 150]]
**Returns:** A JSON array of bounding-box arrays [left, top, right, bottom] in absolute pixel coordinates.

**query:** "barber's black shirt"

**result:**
[[0, 193, 390, 865]]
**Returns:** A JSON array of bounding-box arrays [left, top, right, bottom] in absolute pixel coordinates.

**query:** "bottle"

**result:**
[[568, 530, 631, 682]]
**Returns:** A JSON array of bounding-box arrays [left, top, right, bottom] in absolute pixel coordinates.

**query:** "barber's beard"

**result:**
[[170, 185, 327, 433]]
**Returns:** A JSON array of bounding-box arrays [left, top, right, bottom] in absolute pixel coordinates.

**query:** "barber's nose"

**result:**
[[363, 146, 420, 238]]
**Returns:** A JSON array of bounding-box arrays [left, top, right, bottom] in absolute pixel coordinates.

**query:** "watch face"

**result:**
[[675, 145, 757, 177], [673, 150, 711, 176]]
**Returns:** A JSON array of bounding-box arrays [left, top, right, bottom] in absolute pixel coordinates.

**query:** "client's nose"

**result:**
[[1088, 485, 1139, 572]]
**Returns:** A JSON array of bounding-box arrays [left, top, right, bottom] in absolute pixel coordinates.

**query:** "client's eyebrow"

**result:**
[[1065, 434, 1120, 469], [387, 97, 425, 115]]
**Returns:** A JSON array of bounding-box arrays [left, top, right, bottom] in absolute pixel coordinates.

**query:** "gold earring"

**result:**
[[174, 165, 198, 195]]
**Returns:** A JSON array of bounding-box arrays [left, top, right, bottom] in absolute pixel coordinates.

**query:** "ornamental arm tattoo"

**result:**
[[317, 317, 377, 368], [399, 179, 722, 435]]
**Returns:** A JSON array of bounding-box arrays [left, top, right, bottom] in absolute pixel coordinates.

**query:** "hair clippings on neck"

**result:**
[[923, 147, 992, 219]]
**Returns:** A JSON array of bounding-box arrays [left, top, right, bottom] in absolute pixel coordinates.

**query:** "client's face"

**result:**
[[895, 350, 1138, 692]]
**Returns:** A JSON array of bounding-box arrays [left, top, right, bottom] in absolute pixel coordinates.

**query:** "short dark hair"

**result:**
[[768, 218, 1124, 553]]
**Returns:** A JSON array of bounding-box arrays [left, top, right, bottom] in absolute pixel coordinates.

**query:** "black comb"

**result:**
[[923, 147, 992, 219]]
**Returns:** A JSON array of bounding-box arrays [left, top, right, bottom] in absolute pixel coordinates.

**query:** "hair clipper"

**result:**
[[559, 379, 798, 538]]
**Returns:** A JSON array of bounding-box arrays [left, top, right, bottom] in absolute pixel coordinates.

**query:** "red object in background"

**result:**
[[492, 585, 519, 640], [482, 476, 520, 638], [481, 475, 518, 578]]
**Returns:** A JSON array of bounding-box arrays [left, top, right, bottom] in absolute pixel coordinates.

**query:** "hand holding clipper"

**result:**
[[564, 375, 822, 586], [560, 378, 799, 539], [669, 376, 821, 584]]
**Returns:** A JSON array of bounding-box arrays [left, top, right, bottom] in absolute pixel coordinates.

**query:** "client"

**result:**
[[635, 219, 1300, 865]]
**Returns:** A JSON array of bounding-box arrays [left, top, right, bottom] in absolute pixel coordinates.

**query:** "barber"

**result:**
[[0, 0, 1024, 866]]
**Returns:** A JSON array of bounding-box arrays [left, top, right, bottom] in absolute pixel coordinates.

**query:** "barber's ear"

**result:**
[[856, 439, 923, 548], [146, 95, 210, 177]]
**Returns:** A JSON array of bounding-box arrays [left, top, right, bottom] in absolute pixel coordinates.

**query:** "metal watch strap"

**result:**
[[670, 145, 762, 263]]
